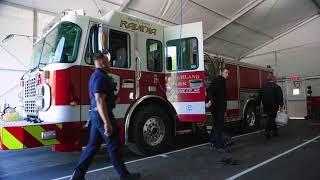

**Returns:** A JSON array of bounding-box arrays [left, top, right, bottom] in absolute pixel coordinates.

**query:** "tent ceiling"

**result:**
[[205, 0, 319, 59], [3, 0, 320, 60]]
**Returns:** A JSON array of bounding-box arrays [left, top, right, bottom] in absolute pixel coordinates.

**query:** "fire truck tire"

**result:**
[[242, 105, 259, 132], [132, 105, 174, 155]]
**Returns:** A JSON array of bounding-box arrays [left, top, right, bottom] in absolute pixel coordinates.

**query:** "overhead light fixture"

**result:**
[[2, 34, 15, 43]]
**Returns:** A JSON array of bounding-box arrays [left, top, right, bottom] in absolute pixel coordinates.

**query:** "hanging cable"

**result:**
[[179, 0, 183, 69], [0, 84, 19, 98], [0, 44, 28, 69]]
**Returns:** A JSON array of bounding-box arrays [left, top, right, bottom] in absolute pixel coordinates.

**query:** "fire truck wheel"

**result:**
[[242, 105, 259, 132], [132, 105, 173, 155]]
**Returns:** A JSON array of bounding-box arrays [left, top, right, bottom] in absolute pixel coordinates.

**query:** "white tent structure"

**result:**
[[0, 0, 320, 108]]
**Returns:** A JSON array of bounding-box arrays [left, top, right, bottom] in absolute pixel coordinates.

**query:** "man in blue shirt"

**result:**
[[71, 52, 140, 180]]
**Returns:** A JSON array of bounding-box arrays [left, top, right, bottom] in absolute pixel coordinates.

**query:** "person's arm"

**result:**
[[93, 77, 113, 136], [206, 79, 217, 108], [255, 88, 262, 106], [95, 93, 112, 136], [276, 85, 284, 111]]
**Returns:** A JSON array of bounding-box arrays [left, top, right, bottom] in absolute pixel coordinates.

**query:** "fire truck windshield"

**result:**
[[29, 39, 45, 69], [32, 21, 82, 68]]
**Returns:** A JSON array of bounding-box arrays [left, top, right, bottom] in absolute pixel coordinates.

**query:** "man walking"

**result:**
[[70, 52, 140, 180], [256, 73, 284, 139], [206, 69, 230, 153]]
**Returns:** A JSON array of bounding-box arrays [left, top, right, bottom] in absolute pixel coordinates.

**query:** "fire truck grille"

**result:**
[[24, 77, 37, 98], [23, 76, 37, 114], [24, 100, 36, 113]]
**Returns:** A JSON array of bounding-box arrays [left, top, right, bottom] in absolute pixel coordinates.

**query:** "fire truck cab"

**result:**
[[0, 9, 271, 155]]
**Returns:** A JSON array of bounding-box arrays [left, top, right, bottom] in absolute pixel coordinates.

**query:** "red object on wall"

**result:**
[[291, 76, 298, 81]]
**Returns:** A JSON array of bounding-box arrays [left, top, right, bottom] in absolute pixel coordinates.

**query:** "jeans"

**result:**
[[211, 110, 225, 149], [266, 112, 278, 134], [71, 111, 129, 180]]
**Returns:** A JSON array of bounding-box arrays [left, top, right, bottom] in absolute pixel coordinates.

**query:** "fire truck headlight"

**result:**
[[41, 83, 52, 111], [36, 98, 44, 109], [18, 91, 23, 99], [36, 85, 44, 96]]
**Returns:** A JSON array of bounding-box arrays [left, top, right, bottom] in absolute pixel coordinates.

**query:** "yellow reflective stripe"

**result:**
[[24, 126, 60, 146], [0, 127, 2, 147], [57, 124, 62, 130], [2, 128, 23, 149]]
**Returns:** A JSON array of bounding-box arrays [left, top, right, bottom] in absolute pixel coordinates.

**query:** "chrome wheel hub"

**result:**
[[143, 116, 165, 146], [247, 111, 256, 127]]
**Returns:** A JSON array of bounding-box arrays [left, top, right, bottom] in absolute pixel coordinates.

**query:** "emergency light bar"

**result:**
[[42, 9, 86, 34]]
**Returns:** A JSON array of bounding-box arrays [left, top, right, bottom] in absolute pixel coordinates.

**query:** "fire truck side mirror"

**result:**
[[98, 24, 109, 52], [167, 56, 172, 70]]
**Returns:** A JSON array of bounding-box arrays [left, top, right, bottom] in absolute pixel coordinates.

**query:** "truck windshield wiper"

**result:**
[[20, 66, 38, 80]]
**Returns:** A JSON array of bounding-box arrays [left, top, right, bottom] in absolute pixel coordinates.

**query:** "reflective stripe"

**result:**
[[172, 102, 205, 115], [113, 104, 130, 119], [227, 100, 239, 110], [82, 104, 130, 120], [24, 126, 60, 146], [2, 128, 23, 149], [0, 127, 2, 147]]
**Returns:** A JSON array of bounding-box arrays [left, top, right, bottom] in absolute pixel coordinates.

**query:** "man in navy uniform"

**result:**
[[70, 52, 140, 180]]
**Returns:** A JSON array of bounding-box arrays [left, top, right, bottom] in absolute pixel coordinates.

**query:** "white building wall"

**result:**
[[0, 2, 55, 110]]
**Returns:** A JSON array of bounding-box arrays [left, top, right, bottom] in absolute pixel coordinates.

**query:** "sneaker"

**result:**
[[121, 173, 141, 180], [210, 142, 216, 150], [221, 157, 239, 165], [225, 140, 235, 147]]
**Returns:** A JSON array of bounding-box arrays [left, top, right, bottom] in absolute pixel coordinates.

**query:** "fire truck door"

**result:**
[[164, 22, 205, 122]]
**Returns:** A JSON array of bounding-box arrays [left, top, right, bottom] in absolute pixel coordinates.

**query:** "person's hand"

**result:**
[[279, 106, 284, 112], [206, 101, 212, 108], [104, 123, 113, 136], [116, 96, 120, 104]]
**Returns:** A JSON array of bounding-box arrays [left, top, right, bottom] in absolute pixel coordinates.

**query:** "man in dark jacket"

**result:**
[[256, 73, 284, 139], [206, 69, 229, 152]]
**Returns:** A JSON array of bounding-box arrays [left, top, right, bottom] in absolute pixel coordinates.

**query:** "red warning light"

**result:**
[[291, 76, 298, 81]]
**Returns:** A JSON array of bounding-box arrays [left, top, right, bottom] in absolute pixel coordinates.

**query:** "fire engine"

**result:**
[[0, 10, 272, 155]]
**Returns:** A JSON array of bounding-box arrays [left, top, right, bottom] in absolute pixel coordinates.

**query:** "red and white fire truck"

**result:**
[[0, 10, 272, 155]]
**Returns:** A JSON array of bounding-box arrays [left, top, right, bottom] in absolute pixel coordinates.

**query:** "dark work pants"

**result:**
[[72, 111, 129, 180], [266, 112, 278, 133], [211, 110, 225, 149]]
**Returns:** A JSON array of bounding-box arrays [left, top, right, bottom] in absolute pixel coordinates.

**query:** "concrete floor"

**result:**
[[0, 119, 319, 180]]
